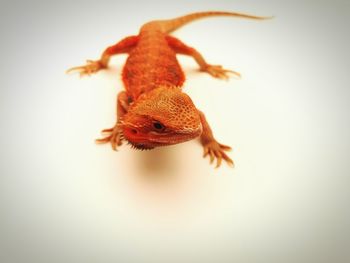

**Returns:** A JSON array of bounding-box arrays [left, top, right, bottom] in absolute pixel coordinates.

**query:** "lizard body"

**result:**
[[67, 11, 270, 167]]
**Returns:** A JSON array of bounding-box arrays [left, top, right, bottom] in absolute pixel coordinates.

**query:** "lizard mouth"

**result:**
[[122, 125, 202, 150], [128, 142, 155, 150], [124, 137, 170, 150], [121, 128, 167, 150]]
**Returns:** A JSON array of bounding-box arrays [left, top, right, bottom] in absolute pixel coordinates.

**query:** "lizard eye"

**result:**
[[153, 121, 165, 131]]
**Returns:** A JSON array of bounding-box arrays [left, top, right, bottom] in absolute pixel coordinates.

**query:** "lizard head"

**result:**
[[120, 86, 202, 150]]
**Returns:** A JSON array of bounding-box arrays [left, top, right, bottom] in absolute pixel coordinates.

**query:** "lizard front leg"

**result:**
[[66, 35, 139, 76], [198, 111, 234, 168], [96, 91, 130, 150], [166, 35, 240, 80]]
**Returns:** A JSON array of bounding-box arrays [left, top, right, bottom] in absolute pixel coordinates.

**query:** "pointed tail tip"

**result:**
[[259, 15, 275, 20], [244, 14, 273, 20]]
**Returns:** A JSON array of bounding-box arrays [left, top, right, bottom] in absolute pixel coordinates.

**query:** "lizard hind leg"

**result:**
[[165, 35, 241, 80], [203, 64, 241, 80], [66, 60, 105, 77], [66, 35, 139, 77]]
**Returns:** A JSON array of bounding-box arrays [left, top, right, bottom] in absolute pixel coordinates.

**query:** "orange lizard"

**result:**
[[67, 11, 270, 167]]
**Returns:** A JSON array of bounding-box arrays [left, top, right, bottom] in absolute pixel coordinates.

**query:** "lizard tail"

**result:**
[[146, 11, 272, 34]]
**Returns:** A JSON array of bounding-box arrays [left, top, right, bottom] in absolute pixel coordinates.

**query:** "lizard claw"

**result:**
[[66, 60, 104, 77], [203, 64, 241, 80], [203, 141, 234, 168], [95, 125, 122, 151]]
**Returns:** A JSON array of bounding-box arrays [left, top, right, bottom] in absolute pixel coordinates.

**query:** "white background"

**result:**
[[1, 1, 349, 262]]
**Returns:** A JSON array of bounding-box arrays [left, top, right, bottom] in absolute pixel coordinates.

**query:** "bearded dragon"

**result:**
[[67, 11, 270, 167]]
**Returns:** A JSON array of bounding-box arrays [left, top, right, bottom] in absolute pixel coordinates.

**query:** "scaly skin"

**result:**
[[67, 11, 271, 167]]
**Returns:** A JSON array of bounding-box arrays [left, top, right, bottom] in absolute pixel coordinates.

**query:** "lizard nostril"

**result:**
[[131, 129, 138, 134]]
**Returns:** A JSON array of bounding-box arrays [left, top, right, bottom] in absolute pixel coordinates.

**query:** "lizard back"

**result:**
[[122, 28, 185, 100]]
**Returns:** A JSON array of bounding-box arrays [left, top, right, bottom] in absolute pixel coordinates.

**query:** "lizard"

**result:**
[[67, 11, 270, 168]]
